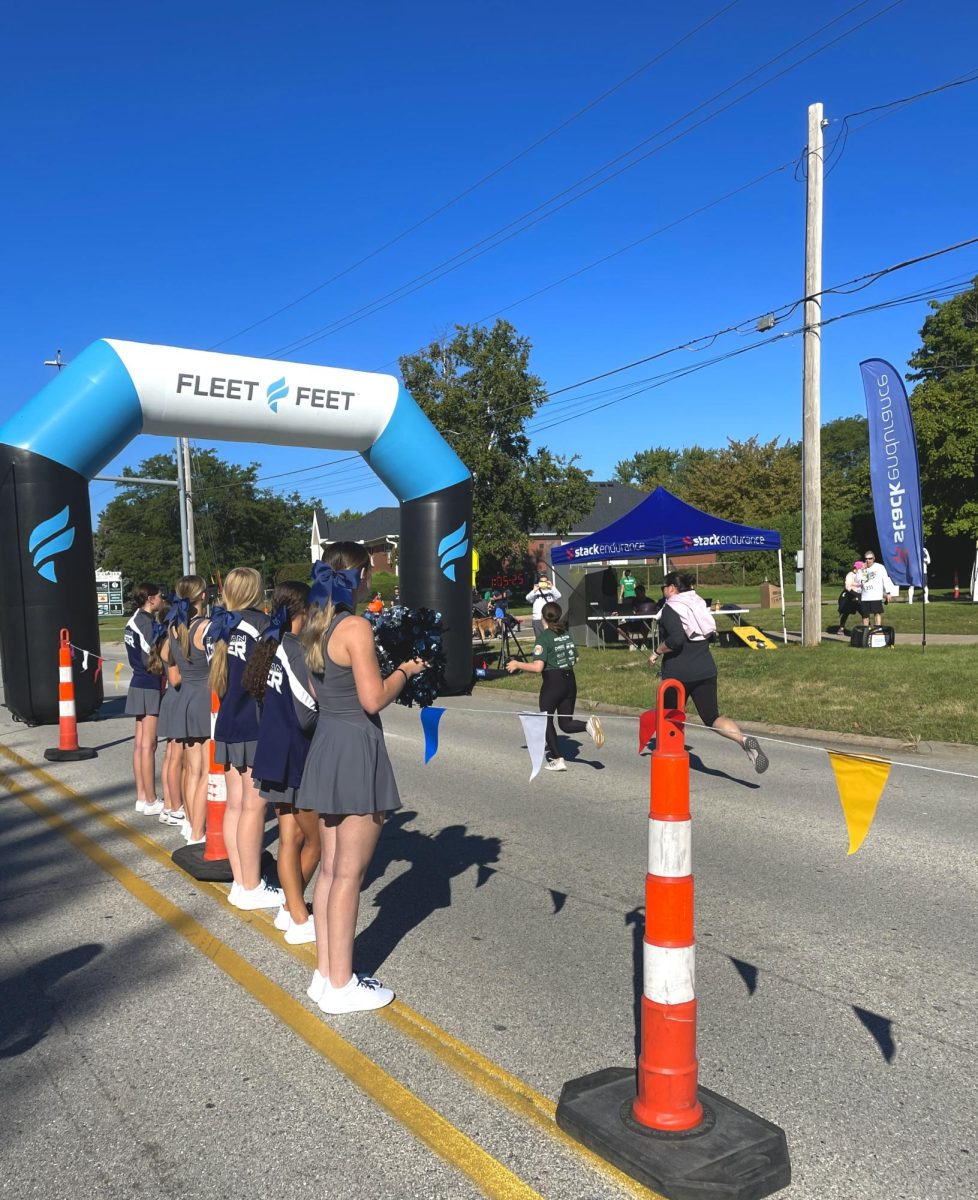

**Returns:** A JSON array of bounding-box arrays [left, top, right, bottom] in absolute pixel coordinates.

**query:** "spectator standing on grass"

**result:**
[[837, 561, 864, 636], [648, 572, 769, 775], [859, 551, 896, 629], [618, 569, 638, 611], [527, 573, 561, 640]]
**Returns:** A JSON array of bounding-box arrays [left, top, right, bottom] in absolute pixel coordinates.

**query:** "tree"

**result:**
[[820, 415, 870, 514], [95, 447, 328, 594], [614, 445, 711, 493], [399, 320, 594, 560], [906, 277, 978, 536]]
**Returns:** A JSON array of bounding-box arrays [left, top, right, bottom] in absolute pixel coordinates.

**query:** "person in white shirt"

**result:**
[[837, 560, 864, 635], [527, 573, 561, 639], [859, 551, 896, 628], [907, 547, 931, 604]]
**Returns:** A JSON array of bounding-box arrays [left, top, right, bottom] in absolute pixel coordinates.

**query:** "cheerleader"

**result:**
[[299, 545, 426, 1014], [157, 611, 185, 827], [125, 582, 165, 815], [165, 575, 212, 843], [244, 582, 319, 943], [208, 567, 284, 910]]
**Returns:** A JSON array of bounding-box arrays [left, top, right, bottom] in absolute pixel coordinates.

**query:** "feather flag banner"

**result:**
[[518, 711, 548, 781], [828, 751, 892, 854]]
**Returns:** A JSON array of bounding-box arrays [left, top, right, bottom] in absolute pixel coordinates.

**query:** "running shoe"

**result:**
[[586, 716, 605, 749], [544, 758, 567, 772], [159, 808, 185, 826], [306, 971, 327, 1003], [743, 736, 769, 775], [273, 905, 292, 932], [141, 799, 164, 817]]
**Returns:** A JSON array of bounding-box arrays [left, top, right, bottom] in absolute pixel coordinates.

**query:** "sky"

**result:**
[[2, 0, 976, 530]]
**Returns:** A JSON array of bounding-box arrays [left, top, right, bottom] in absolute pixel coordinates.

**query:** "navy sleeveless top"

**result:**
[[212, 607, 269, 743], [252, 634, 317, 788], [125, 610, 159, 691]]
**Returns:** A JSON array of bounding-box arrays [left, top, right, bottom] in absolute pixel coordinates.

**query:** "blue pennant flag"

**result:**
[[420, 706, 445, 764]]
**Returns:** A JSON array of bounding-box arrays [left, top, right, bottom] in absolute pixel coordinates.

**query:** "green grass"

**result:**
[[98, 615, 128, 640], [482, 642, 978, 745]]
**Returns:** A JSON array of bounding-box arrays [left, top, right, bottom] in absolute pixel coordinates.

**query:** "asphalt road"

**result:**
[[1, 682, 976, 1200]]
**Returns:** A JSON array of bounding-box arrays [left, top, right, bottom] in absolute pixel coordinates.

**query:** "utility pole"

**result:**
[[175, 438, 190, 576], [801, 101, 825, 647], [181, 437, 197, 574]]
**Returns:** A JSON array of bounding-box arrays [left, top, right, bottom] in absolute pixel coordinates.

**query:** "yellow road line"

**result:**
[[0, 762, 542, 1200], [0, 742, 663, 1200]]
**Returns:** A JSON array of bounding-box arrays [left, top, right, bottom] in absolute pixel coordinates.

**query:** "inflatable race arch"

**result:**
[[0, 339, 472, 724]]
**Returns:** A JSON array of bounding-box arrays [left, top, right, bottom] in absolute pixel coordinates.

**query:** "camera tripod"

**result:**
[[497, 614, 528, 664]]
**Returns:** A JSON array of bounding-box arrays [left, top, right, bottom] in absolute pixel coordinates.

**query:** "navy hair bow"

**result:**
[[309, 561, 361, 611], [208, 605, 243, 644], [166, 594, 192, 630], [261, 604, 289, 643], [151, 620, 167, 643]]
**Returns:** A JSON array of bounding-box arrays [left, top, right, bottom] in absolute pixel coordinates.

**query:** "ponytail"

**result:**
[[541, 601, 567, 635], [242, 581, 310, 702], [208, 566, 264, 697]]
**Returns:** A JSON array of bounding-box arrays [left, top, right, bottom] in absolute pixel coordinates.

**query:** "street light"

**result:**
[[43, 349, 66, 370]]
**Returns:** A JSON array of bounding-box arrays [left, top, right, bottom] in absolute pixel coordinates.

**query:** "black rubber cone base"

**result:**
[[556, 1067, 790, 1200], [44, 747, 98, 761], [171, 843, 233, 882]]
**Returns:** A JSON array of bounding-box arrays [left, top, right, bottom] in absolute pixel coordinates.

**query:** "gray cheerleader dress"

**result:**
[[163, 618, 212, 740], [297, 611, 401, 816]]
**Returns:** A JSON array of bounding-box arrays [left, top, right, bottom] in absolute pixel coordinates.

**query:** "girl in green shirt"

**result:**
[[507, 602, 604, 771]]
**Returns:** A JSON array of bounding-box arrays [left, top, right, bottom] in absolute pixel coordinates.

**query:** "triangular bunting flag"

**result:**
[[114, 662, 124, 690], [518, 711, 548, 781], [94, 657, 103, 683], [81, 649, 90, 671], [420, 706, 445, 764], [639, 708, 656, 754], [828, 751, 891, 855]]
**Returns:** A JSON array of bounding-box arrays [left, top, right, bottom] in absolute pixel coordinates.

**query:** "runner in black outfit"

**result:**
[[650, 572, 769, 774]]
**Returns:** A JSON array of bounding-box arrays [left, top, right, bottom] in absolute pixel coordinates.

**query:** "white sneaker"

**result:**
[[306, 971, 327, 1003], [586, 716, 605, 748], [544, 758, 567, 772], [228, 882, 243, 907], [134, 799, 148, 814], [185, 836, 205, 847], [273, 905, 292, 932], [179, 818, 192, 840], [159, 807, 185, 825], [317, 974, 394, 1015], [284, 919, 316, 945], [235, 879, 286, 910], [142, 799, 164, 816]]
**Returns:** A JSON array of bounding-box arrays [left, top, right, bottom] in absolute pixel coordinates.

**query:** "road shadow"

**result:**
[[0, 944, 103, 1058], [355, 811, 501, 975], [688, 750, 759, 789]]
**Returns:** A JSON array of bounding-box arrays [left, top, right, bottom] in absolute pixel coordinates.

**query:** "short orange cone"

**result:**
[[45, 629, 97, 762]]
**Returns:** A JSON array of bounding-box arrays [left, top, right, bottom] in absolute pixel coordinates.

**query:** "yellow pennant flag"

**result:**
[[828, 751, 892, 855], [115, 662, 124, 690]]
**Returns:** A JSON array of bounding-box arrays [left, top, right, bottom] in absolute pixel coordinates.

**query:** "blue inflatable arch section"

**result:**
[[0, 339, 473, 723]]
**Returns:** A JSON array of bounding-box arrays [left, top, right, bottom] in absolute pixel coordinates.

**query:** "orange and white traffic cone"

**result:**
[[633, 680, 701, 1130], [555, 679, 790, 1198], [44, 629, 98, 762], [203, 689, 229, 863]]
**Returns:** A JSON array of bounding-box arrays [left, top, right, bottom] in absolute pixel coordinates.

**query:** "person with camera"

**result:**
[[526, 572, 561, 640], [506, 601, 603, 772]]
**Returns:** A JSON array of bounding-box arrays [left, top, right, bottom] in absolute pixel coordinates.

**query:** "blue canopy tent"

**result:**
[[551, 486, 787, 642]]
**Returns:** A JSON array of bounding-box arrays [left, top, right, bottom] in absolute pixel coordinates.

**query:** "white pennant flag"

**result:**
[[81, 649, 89, 671], [518, 711, 549, 781]]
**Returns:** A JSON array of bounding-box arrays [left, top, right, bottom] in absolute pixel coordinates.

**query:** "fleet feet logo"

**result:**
[[29, 505, 75, 583], [267, 377, 289, 413], [438, 521, 468, 582]]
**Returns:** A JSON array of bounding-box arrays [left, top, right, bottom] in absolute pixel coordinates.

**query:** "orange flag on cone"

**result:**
[[828, 751, 892, 855]]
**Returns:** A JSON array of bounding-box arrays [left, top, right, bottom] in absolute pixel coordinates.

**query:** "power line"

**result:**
[[205, 2, 742, 352], [263, 0, 902, 361]]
